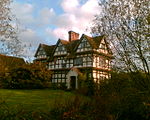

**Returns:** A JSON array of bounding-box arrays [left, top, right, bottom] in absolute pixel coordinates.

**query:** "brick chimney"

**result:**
[[68, 31, 79, 42]]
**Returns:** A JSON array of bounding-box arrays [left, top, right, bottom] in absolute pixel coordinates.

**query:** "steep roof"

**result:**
[[0, 54, 25, 70], [66, 39, 80, 53], [60, 39, 70, 53], [82, 34, 105, 49], [42, 44, 56, 56], [93, 35, 105, 49], [60, 40, 69, 45], [35, 33, 112, 60], [34, 44, 56, 57], [55, 39, 80, 54]]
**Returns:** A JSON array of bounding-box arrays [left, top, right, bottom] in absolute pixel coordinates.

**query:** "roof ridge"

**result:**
[[41, 43, 55, 47], [0, 54, 24, 60]]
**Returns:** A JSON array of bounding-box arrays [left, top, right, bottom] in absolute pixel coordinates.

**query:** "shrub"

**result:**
[[2, 63, 52, 89], [58, 83, 67, 90], [77, 75, 95, 96], [49, 95, 92, 120], [49, 83, 58, 90], [97, 72, 149, 120]]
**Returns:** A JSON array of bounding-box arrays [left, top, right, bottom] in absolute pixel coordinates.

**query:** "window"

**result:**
[[62, 63, 66, 68], [74, 57, 83, 66], [58, 46, 63, 51], [78, 39, 91, 49], [61, 60, 66, 68], [86, 56, 92, 66], [56, 43, 65, 52], [81, 41, 87, 48]]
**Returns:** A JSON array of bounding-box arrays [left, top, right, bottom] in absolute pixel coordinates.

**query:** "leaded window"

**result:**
[[74, 57, 83, 66]]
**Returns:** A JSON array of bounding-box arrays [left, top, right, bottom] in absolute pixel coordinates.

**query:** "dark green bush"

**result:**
[[0, 68, 149, 120], [77, 77, 95, 96], [49, 83, 58, 90], [1, 63, 52, 89], [97, 72, 149, 120], [58, 83, 67, 90]]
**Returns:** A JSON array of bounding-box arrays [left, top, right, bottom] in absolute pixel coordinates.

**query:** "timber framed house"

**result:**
[[34, 31, 113, 89]]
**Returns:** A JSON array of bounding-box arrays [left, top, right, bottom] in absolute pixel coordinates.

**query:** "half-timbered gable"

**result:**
[[34, 31, 113, 89], [35, 44, 47, 59], [99, 39, 108, 54], [54, 40, 68, 56], [93, 36, 112, 55], [38, 48, 46, 58], [34, 44, 55, 63], [76, 35, 92, 52]]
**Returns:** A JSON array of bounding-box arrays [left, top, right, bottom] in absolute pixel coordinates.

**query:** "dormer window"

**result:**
[[57, 43, 65, 51], [58, 45, 63, 51], [81, 41, 87, 48], [77, 38, 92, 53], [54, 41, 67, 55]]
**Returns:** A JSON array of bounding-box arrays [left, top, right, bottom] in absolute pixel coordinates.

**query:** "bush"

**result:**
[[2, 63, 52, 89], [58, 83, 67, 90], [49, 83, 58, 90], [97, 72, 149, 120], [48, 95, 92, 120], [77, 79, 95, 96]]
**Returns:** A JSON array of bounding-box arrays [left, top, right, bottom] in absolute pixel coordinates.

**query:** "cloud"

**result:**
[[38, 7, 55, 26], [11, 0, 100, 59], [81, 0, 100, 15], [11, 2, 35, 26], [61, 0, 80, 13], [19, 29, 40, 45], [11, 2, 55, 28], [46, 27, 68, 40], [52, 14, 77, 28], [18, 28, 43, 58], [12, 0, 100, 39], [49, 0, 100, 39]]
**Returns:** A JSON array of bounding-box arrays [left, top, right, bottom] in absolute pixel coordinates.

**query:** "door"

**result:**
[[70, 76, 76, 89]]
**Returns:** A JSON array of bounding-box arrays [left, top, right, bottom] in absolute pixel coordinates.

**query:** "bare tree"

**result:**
[[92, 0, 150, 74], [0, 0, 22, 56]]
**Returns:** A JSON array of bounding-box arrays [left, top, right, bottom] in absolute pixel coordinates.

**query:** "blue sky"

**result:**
[[11, 0, 100, 59]]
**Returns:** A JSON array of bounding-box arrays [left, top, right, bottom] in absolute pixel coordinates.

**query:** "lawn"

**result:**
[[0, 89, 76, 112]]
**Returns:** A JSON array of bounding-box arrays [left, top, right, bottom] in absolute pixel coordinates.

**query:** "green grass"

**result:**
[[0, 89, 76, 112]]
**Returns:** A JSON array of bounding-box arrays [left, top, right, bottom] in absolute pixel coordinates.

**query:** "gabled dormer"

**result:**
[[76, 35, 92, 52], [97, 38, 112, 55], [54, 39, 68, 56], [99, 38, 108, 54], [92, 36, 112, 56], [34, 44, 55, 60], [35, 44, 47, 59]]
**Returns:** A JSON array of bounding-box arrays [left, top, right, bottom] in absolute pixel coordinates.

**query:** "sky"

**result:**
[[11, 0, 100, 59]]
